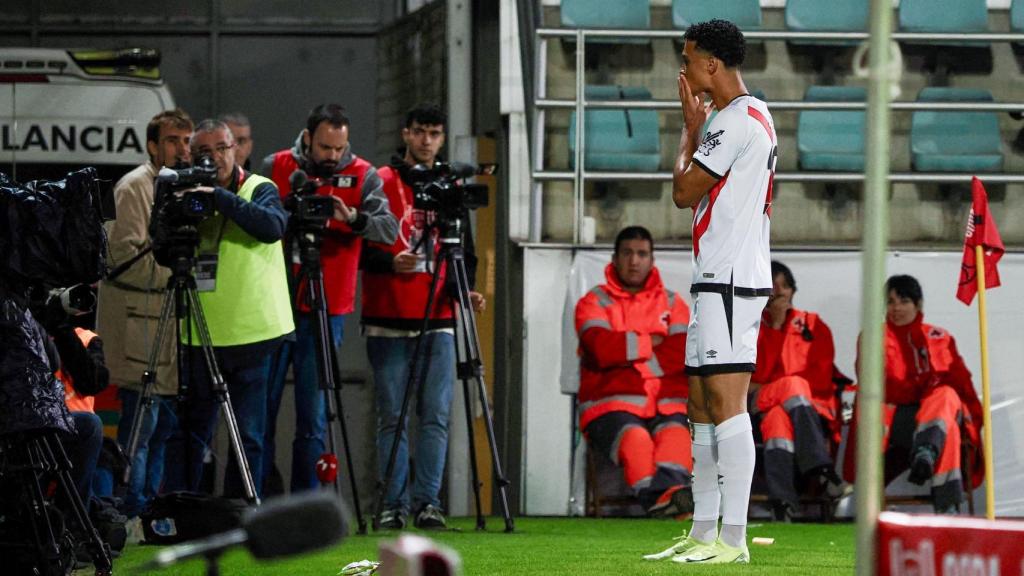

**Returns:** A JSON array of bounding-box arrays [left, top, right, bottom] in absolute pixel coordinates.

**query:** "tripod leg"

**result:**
[[331, 385, 367, 534], [449, 249, 515, 532], [24, 442, 63, 566], [123, 287, 177, 485], [450, 302, 486, 530], [471, 373, 515, 532], [184, 285, 260, 505], [460, 373, 486, 530], [42, 436, 112, 574], [302, 262, 368, 534]]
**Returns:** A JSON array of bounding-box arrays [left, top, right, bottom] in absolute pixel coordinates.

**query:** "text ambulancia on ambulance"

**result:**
[[0, 47, 175, 183]]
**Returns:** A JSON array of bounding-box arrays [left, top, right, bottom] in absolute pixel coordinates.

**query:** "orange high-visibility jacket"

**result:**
[[575, 264, 690, 430], [856, 313, 984, 486], [752, 308, 837, 421], [59, 328, 99, 414]]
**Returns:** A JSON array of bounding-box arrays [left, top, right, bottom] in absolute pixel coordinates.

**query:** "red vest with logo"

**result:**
[[270, 149, 370, 315], [361, 165, 452, 324]]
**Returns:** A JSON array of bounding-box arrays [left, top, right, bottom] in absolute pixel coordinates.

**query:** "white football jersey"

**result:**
[[689, 94, 776, 292]]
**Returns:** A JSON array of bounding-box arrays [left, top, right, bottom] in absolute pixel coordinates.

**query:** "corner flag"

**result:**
[[956, 177, 1004, 305]]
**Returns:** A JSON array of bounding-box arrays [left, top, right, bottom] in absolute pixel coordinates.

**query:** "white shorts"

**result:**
[[685, 287, 768, 376]]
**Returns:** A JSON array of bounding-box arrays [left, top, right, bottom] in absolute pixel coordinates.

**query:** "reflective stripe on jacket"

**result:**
[[576, 264, 689, 429]]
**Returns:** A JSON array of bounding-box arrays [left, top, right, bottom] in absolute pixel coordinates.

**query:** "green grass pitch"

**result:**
[[107, 517, 855, 575]]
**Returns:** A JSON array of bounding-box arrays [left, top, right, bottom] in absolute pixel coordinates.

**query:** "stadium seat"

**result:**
[[560, 0, 650, 44], [784, 0, 868, 45], [797, 86, 866, 172], [569, 85, 660, 172], [1014, 0, 1024, 33], [910, 87, 1003, 173], [899, 0, 988, 36], [672, 0, 761, 32]]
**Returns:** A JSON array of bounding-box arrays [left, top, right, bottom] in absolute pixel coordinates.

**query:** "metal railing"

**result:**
[[529, 27, 1024, 243]]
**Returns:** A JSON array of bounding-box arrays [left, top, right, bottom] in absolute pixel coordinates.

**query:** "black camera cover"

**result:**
[[0, 168, 109, 292], [0, 168, 107, 437]]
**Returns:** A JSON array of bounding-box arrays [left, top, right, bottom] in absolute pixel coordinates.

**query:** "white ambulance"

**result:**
[[0, 47, 175, 184]]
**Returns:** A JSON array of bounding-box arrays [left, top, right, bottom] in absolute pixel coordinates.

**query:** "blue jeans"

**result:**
[[116, 389, 178, 516], [369, 333, 454, 512], [68, 411, 104, 506], [266, 314, 343, 492], [163, 346, 272, 499]]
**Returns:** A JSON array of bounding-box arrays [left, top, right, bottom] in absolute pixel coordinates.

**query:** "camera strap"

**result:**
[[396, 181, 431, 273]]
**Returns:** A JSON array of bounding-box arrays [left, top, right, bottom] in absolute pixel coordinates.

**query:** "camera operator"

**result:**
[[35, 311, 109, 513], [161, 120, 294, 499], [361, 103, 484, 530], [96, 108, 192, 517], [260, 104, 397, 493]]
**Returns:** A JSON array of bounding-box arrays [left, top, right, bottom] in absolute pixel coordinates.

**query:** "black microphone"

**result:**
[[147, 491, 347, 569], [289, 169, 309, 194]]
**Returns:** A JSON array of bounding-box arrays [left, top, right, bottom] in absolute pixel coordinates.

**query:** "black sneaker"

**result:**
[[414, 504, 447, 530], [771, 500, 795, 523], [379, 508, 406, 530], [647, 486, 695, 518], [908, 445, 939, 486]]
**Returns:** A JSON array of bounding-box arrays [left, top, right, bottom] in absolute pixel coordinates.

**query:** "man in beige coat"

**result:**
[[96, 108, 193, 517]]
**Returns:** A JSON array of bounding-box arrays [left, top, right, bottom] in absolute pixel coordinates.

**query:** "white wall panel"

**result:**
[[523, 246, 1024, 516]]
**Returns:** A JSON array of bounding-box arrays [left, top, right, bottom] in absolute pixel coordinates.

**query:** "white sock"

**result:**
[[690, 422, 720, 544], [715, 413, 755, 549]]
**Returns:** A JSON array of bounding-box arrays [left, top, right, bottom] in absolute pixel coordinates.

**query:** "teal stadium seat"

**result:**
[[569, 85, 660, 172], [1013, 0, 1024, 34], [785, 0, 868, 45], [560, 0, 650, 44], [910, 88, 1003, 173], [797, 86, 866, 172], [672, 0, 761, 31], [899, 0, 988, 35]]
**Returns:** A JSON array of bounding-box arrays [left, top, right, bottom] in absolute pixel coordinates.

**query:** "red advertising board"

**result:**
[[878, 511, 1024, 576]]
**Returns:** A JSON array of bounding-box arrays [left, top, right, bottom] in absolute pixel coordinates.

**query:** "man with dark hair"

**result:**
[[749, 261, 848, 522], [262, 104, 397, 494], [219, 112, 253, 170], [361, 102, 482, 529], [161, 119, 294, 499], [97, 108, 192, 517], [844, 275, 983, 514], [576, 226, 694, 518], [649, 18, 776, 564]]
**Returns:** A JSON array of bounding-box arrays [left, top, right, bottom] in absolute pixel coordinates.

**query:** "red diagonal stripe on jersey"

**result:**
[[748, 106, 775, 144], [692, 170, 729, 257]]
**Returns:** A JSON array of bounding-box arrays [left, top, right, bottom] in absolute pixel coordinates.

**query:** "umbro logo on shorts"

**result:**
[[706, 350, 718, 359]]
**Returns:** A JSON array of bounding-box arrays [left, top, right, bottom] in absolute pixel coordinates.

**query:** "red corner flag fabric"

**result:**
[[957, 177, 1004, 305]]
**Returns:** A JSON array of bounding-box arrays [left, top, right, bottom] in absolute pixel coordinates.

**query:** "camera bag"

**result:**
[[140, 491, 248, 544]]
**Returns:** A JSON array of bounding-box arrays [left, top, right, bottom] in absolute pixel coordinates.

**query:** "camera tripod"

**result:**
[[122, 236, 260, 504], [289, 222, 367, 534], [0, 432, 112, 575], [373, 224, 514, 532]]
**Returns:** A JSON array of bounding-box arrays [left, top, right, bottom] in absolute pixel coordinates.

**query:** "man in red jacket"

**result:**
[[576, 226, 693, 517], [361, 103, 484, 530], [750, 261, 847, 521], [261, 104, 397, 493], [844, 274, 983, 514]]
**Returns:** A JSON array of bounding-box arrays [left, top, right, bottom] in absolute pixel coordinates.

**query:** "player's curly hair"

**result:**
[[684, 19, 746, 68]]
